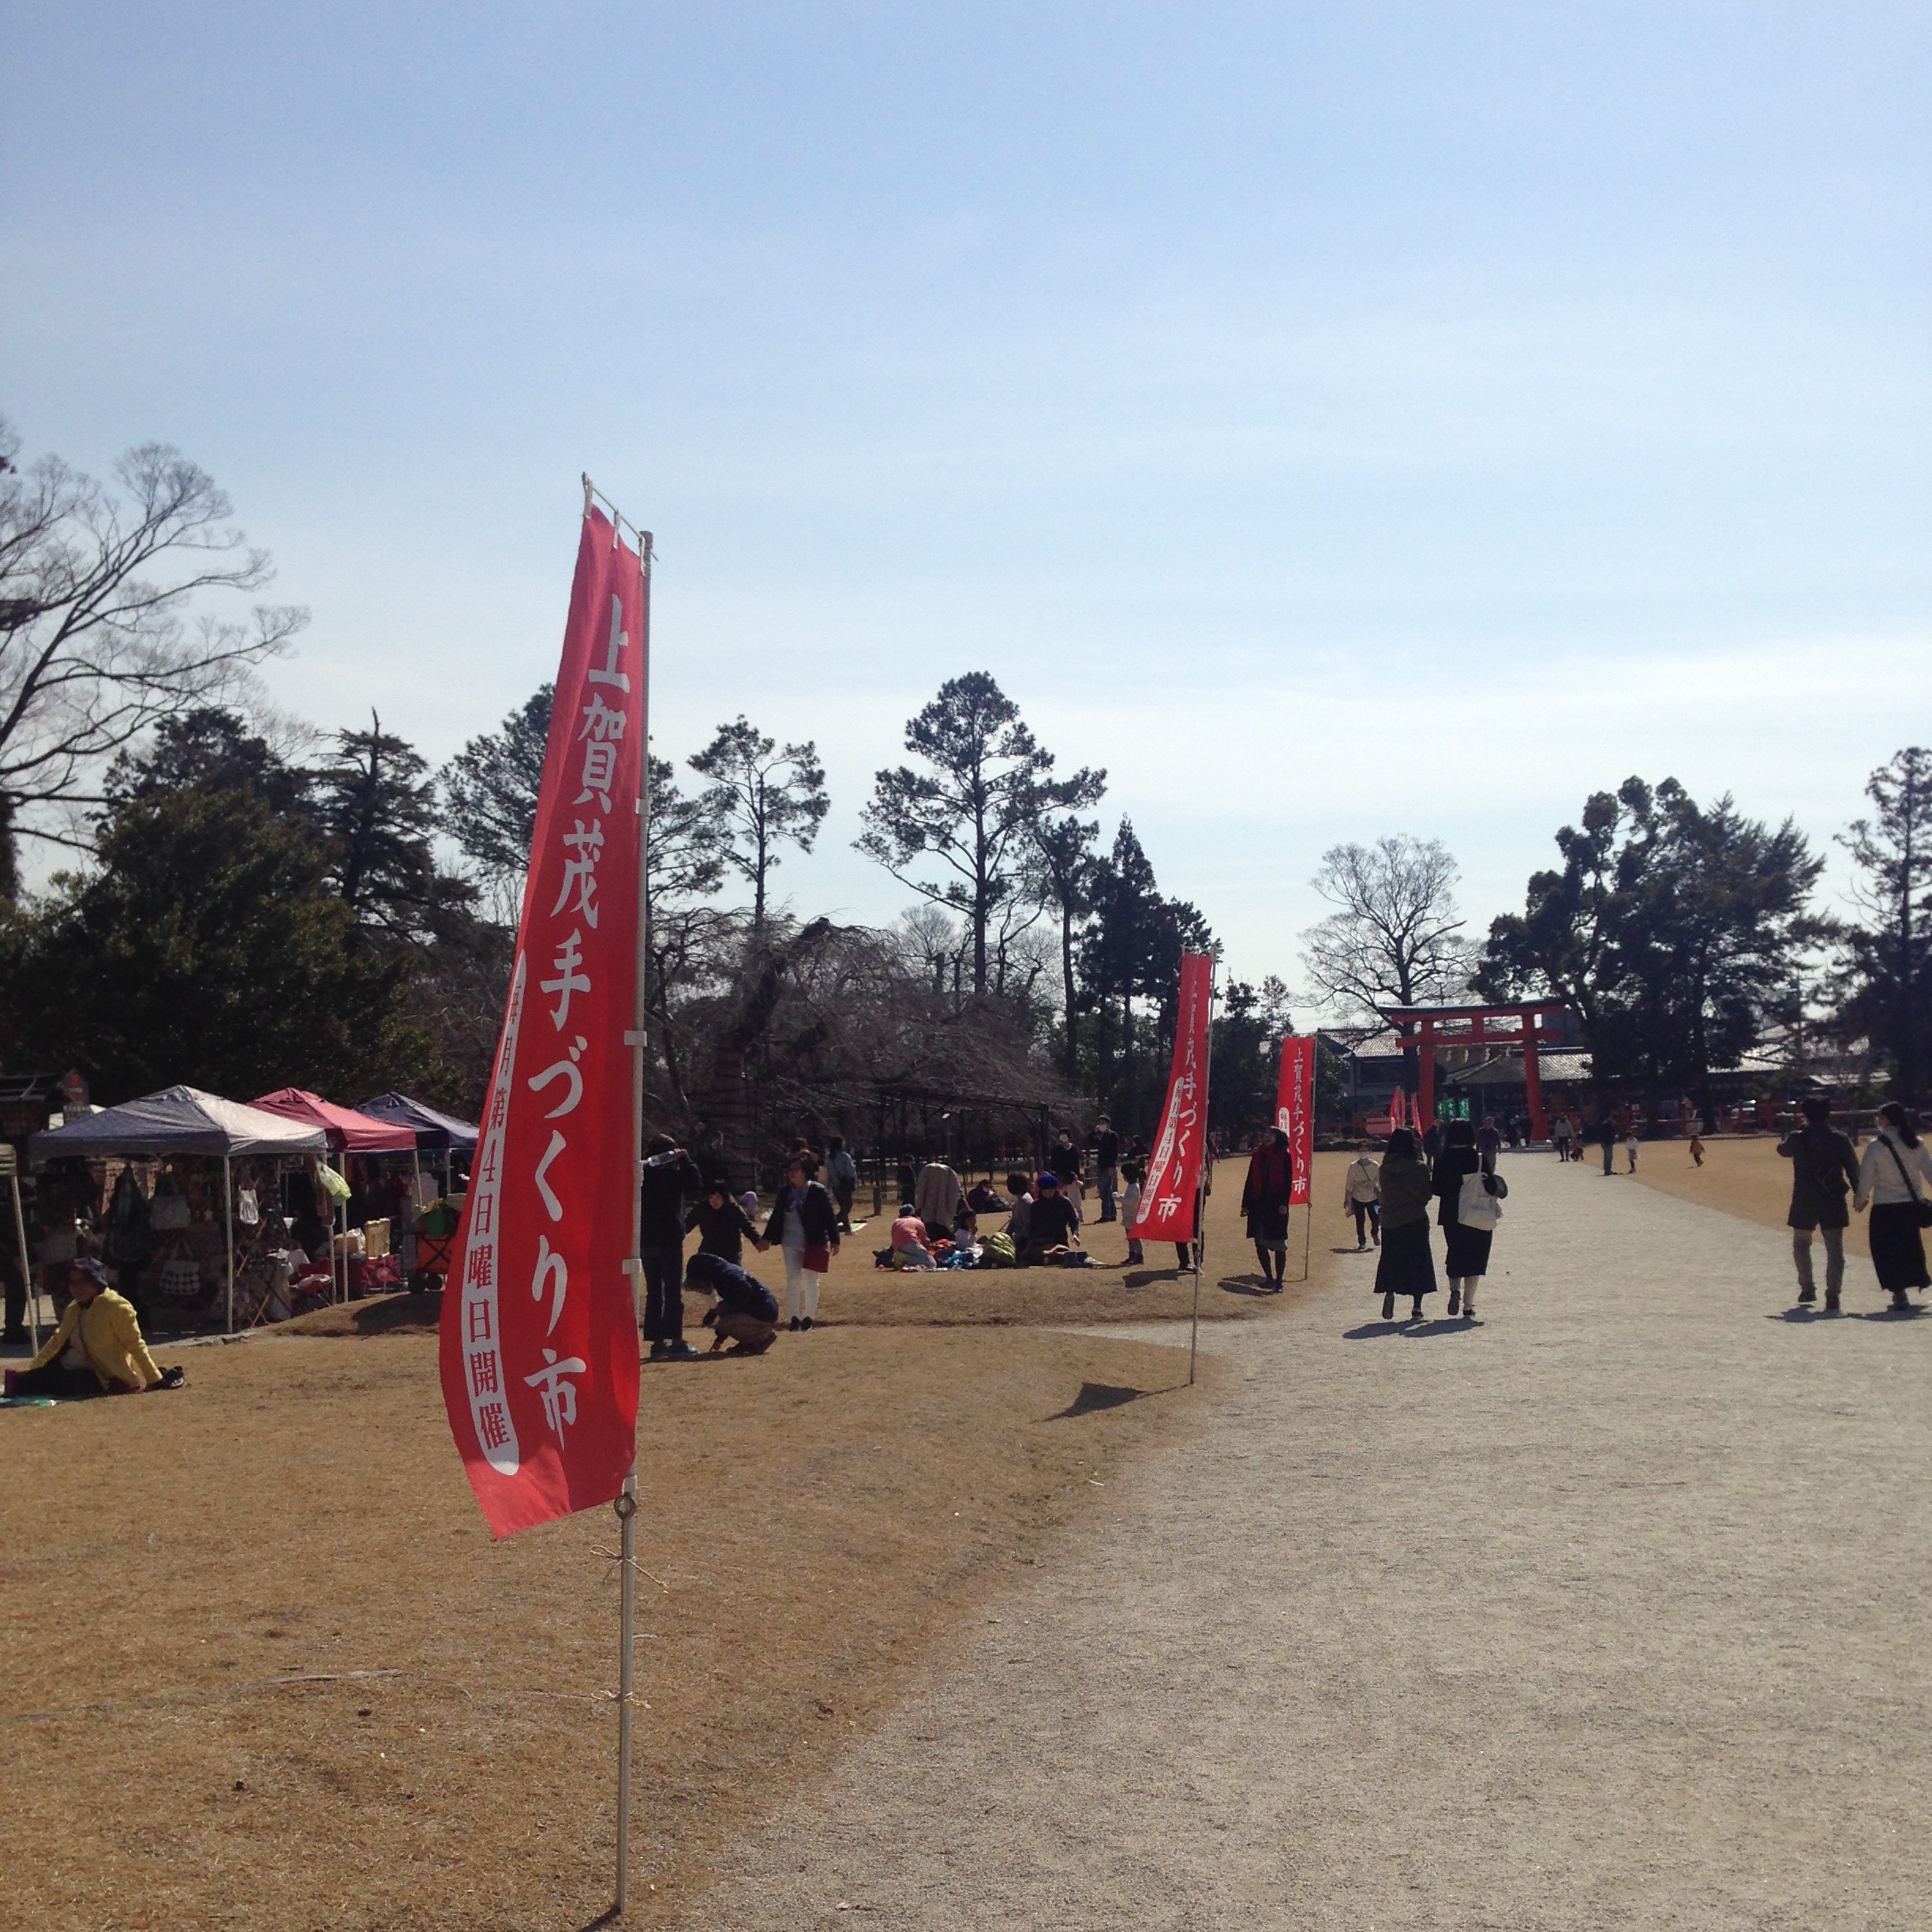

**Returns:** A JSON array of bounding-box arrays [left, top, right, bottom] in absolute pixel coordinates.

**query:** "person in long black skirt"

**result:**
[[1241, 1127, 1294, 1290], [1375, 1128, 1437, 1322], [1855, 1103, 1932, 1312], [1432, 1118, 1492, 1319]]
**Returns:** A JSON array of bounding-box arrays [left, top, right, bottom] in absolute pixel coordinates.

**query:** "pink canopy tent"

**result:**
[[251, 1088, 419, 1300], [249, 1088, 417, 1152]]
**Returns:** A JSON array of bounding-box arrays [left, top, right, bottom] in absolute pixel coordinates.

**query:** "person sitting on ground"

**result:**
[[965, 1177, 1007, 1215], [5, 1260, 181, 1398], [685, 1252, 782, 1355], [1018, 1171, 1082, 1266], [685, 1180, 766, 1267], [889, 1204, 935, 1271], [950, 1207, 982, 1258]]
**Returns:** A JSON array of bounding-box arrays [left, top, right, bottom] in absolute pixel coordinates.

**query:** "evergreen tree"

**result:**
[[1, 787, 444, 1100], [101, 706, 312, 818], [1837, 747, 1932, 1103], [313, 713, 451, 942], [857, 672, 1103, 996], [688, 716, 829, 930], [441, 683, 554, 887]]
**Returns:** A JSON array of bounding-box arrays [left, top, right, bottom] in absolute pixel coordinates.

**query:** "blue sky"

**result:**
[[5, 2, 1928, 1003]]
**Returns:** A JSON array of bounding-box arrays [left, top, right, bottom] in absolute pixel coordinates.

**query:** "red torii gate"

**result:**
[[1383, 1002, 1570, 1141]]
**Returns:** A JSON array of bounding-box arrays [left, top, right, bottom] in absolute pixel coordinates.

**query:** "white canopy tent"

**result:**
[[30, 1085, 329, 1333]]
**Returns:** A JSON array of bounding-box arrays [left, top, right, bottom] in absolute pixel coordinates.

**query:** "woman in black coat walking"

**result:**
[[1432, 1118, 1493, 1319], [1374, 1128, 1438, 1322]]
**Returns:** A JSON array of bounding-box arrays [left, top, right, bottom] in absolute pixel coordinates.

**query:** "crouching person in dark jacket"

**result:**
[[686, 1252, 782, 1355]]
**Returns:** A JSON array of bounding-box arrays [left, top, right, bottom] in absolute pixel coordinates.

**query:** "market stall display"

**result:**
[[29, 1087, 328, 1333]]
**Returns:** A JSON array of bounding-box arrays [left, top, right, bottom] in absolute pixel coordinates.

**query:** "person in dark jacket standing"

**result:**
[[1777, 1097, 1860, 1309], [1374, 1129, 1438, 1322], [685, 1179, 766, 1267], [1092, 1116, 1121, 1222], [1598, 1116, 1619, 1176], [1240, 1128, 1294, 1290], [639, 1136, 704, 1361], [764, 1157, 841, 1331]]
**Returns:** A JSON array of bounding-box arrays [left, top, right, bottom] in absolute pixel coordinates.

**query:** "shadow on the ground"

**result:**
[[1047, 1380, 1163, 1418], [1123, 1268, 1189, 1289], [1342, 1316, 1473, 1340], [1331, 1245, 1375, 1255], [1218, 1276, 1278, 1297]]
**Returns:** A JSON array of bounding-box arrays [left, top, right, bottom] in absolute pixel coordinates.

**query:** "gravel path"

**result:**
[[700, 1156, 1932, 1929]]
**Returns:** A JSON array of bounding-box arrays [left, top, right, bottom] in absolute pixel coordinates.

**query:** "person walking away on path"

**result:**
[[1374, 1129, 1437, 1321], [1854, 1103, 1932, 1312], [1241, 1128, 1294, 1291], [1431, 1119, 1491, 1318], [1598, 1115, 1619, 1175], [5, 1258, 182, 1397], [639, 1136, 704, 1361], [913, 1159, 965, 1241], [825, 1136, 859, 1233], [1342, 1144, 1382, 1249], [1625, 1125, 1641, 1173], [1552, 1112, 1574, 1163], [1477, 1116, 1503, 1175], [1092, 1115, 1121, 1222], [1689, 1131, 1706, 1168], [1777, 1097, 1859, 1310], [1120, 1161, 1146, 1265], [765, 1158, 841, 1331], [686, 1179, 766, 1267], [686, 1252, 781, 1354], [1421, 1119, 1445, 1163]]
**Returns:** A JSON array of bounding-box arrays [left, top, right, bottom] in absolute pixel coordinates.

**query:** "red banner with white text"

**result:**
[[440, 510, 646, 1538], [1275, 1035, 1314, 1208], [1129, 953, 1214, 1245]]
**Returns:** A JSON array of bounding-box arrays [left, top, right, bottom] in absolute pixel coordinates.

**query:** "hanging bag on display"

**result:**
[[1458, 1169, 1506, 1230], [1881, 1136, 1932, 1228]]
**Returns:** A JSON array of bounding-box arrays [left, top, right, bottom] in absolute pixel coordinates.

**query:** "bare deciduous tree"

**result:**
[[1300, 836, 1472, 1019], [0, 419, 305, 854]]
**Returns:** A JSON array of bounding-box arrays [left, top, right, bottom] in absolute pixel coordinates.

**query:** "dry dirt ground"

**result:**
[[694, 1149, 1932, 1930], [2, 1159, 1338, 1931]]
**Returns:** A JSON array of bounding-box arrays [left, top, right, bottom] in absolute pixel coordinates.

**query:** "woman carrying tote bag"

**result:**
[[1854, 1103, 1932, 1312]]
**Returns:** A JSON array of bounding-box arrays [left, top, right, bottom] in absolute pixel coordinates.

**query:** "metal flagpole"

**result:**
[[587, 470, 654, 1919], [7, 1155, 38, 1352], [223, 1155, 237, 1336], [1189, 962, 1217, 1388]]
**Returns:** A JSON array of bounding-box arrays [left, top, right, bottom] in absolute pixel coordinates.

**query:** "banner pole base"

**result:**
[[614, 1473, 638, 1915]]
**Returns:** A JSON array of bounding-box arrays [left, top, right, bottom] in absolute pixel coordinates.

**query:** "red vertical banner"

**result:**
[[440, 511, 646, 1538], [1129, 953, 1215, 1244], [1275, 1035, 1315, 1208]]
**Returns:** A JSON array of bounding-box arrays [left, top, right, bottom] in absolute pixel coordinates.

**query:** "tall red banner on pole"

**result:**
[[1275, 1035, 1315, 1208], [440, 511, 646, 1538], [1129, 953, 1215, 1245]]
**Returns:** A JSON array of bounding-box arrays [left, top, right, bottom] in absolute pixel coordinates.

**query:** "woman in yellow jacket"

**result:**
[[5, 1259, 179, 1398]]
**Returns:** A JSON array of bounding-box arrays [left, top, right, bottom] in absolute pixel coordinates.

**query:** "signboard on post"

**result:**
[[1129, 953, 1215, 1247], [1275, 1035, 1315, 1208], [439, 508, 647, 1541]]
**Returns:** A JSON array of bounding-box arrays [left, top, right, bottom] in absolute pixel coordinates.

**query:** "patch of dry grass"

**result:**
[[3, 1151, 1346, 1930]]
